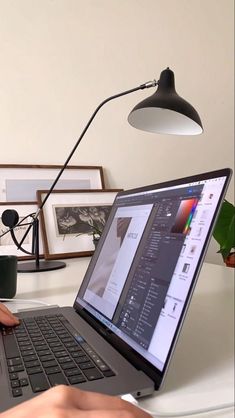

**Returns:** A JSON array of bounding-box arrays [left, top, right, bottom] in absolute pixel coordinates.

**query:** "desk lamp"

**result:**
[[0, 67, 203, 273]]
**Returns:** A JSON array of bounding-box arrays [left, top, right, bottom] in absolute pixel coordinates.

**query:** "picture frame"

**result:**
[[37, 189, 122, 260], [0, 164, 105, 202], [0, 202, 44, 260]]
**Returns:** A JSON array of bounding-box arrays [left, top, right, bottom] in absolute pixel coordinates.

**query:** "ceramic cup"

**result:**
[[0, 255, 17, 298]]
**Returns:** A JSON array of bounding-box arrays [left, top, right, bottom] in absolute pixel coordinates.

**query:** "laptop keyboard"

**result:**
[[1, 314, 115, 397]]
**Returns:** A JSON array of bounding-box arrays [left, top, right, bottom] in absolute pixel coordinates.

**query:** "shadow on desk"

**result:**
[[161, 288, 234, 392]]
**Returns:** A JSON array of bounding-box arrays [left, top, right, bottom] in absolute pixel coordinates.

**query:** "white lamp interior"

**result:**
[[128, 108, 203, 135]]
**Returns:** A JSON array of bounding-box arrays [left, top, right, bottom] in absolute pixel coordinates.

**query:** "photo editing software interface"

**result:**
[[76, 175, 226, 371]]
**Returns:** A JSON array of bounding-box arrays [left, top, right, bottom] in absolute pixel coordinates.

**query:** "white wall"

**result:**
[[0, 0, 234, 264]]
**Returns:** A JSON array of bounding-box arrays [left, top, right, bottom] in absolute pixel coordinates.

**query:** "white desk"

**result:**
[[6, 259, 235, 417]]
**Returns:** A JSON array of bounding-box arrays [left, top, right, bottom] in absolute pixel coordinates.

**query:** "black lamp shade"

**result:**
[[128, 68, 203, 135]]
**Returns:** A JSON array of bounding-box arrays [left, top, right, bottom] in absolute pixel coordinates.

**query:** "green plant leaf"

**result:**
[[213, 200, 235, 259]]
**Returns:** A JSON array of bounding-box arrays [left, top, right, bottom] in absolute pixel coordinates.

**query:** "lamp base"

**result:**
[[17, 260, 66, 273]]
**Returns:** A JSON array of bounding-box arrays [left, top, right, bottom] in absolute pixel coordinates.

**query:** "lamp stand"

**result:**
[[17, 260, 66, 273], [17, 218, 66, 273]]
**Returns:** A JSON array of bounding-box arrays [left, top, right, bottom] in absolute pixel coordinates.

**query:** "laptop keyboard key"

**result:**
[[68, 375, 86, 385], [32, 334, 44, 340], [64, 342, 77, 348], [9, 373, 18, 380], [97, 363, 110, 372], [20, 378, 29, 387], [48, 373, 67, 387], [40, 354, 54, 362], [25, 360, 40, 368], [54, 351, 68, 358], [42, 360, 58, 368], [21, 349, 35, 356], [75, 356, 90, 364], [7, 357, 22, 366], [79, 362, 94, 370], [18, 341, 31, 347], [11, 380, 20, 388], [8, 364, 24, 373], [27, 366, 43, 375], [17, 336, 29, 342], [3, 334, 20, 359], [29, 373, 50, 392], [61, 362, 76, 370], [70, 351, 85, 358], [67, 346, 83, 354], [45, 366, 61, 375], [49, 342, 61, 348], [82, 368, 103, 381], [46, 337, 59, 343], [34, 341, 48, 348], [50, 346, 64, 353], [64, 368, 82, 377], [57, 356, 71, 364], [37, 349, 51, 357], [102, 369, 116, 377], [12, 387, 23, 397], [23, 354, 38, 362]]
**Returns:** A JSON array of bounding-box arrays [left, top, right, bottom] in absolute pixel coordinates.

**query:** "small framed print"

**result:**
[[37, 189, 122, 260], [0, 202, 44, 260], [0, 164, 105, 202]]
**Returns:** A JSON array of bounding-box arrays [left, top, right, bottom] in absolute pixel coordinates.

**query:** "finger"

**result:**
[[61, 387, 150, 416], [0, 304, 20, 326], [0, 303, 20, 322], [0, 302, 17, 316], [2, 405, 147, 418], [41, 387, 129, 412], [48, 387, 121, 410], [70, 388, 125, 410], [30, 386, 151, 418], [71, 409, 150, 418], [0, 387, 151, 418]]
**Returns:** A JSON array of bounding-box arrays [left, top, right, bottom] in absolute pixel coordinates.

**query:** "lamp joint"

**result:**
[[140, 80, 158, 89]]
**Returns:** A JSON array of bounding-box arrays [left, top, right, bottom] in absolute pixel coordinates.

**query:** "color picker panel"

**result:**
[[171, 198, 198, 234]]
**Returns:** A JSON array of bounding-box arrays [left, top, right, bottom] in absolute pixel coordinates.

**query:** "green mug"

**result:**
[[0, 255, 17, 298]]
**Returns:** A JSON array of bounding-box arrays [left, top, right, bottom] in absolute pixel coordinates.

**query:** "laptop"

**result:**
[[0, 168, 232, 412]]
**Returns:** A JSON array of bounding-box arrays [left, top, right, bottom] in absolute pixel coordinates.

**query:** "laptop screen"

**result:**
[[75, 169, 231, 374]]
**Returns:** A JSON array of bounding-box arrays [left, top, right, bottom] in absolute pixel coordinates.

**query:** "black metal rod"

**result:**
[[15, 82, 151, 250], [1, 80, 156, 257], [37, 83, 149, 214], [33, 218, 40, 268]]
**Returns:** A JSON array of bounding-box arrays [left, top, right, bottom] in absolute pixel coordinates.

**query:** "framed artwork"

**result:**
[[0, 202, 44, 260], [37, 189, 122, 259], [0, 164, 105, 202]]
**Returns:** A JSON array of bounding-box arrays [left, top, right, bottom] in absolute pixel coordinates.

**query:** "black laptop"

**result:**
[[0, 168, 232, 412]]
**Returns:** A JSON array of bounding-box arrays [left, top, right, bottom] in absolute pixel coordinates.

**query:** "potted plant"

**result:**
[[213, 200, 235, 267]]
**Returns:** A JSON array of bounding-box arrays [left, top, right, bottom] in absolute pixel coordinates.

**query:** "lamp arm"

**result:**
[[0, 214, 35, 255], [9, 229, 32, 255], [4, 80, 157, 252], [35, 79, 157, 216]]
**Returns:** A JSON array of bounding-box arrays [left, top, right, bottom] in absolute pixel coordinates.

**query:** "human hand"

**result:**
[[0, 385, 152, 417], [0, 302, 20, 326]]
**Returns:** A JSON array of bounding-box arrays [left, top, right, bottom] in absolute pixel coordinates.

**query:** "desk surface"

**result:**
[[5, 260, 235, 417]]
